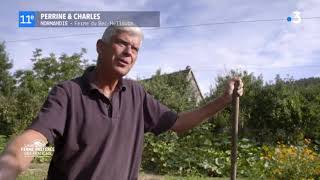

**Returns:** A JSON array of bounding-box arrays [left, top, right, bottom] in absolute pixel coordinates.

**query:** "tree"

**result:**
[[295, 78, 320, 140], [205, 70, 264, 134], [0, 42, 16, 136], [0, 42, 15, 96], [250, 77, 305, 143], [16, 48, 89, 94], [6, 48, 89, 135]]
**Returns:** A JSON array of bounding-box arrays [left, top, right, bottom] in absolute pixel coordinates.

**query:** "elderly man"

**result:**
[[0, 25, 243, 180]]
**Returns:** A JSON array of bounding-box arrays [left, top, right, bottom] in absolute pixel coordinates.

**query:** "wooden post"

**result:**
[[230, 81, 240, 180]]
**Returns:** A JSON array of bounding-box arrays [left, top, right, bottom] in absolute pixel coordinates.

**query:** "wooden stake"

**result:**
[[230, 81, 240, 180]]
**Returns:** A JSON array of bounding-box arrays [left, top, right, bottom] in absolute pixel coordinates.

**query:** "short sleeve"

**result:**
[[27, 84, 68, 145], [143, 91, 178, 135]]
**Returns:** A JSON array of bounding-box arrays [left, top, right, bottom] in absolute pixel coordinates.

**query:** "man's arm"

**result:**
[[171, 77, 243, 133], [0, 130, 47, 180]]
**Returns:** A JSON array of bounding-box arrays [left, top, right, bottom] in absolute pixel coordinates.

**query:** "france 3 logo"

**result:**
[[287, 11, 302, 24]]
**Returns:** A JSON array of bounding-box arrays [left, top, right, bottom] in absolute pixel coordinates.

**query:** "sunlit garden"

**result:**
[[0, 43, 319, 179]]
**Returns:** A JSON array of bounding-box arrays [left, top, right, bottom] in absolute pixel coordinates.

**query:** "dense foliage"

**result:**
[[0, 45, 89, 137], [140, 69, 320, 178]]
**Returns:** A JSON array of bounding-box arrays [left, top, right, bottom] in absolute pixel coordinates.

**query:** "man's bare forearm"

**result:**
[[172, 95, 231, 133], [0, 130, 47, 180]]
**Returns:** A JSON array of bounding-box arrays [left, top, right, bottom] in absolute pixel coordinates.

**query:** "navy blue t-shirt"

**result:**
[[28, 67, 178, 180]]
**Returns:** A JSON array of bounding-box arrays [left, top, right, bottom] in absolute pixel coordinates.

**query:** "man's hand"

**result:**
[[171, 77, 244, 133], [0, 154, 21, 180], [0, 130, 47, 180], [221, 77, 244, 103]]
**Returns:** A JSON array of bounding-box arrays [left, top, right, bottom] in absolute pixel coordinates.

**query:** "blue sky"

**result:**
[[0, 0, 319, 95]]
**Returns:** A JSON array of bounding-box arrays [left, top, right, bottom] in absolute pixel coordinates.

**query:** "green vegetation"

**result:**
[[0, 42, 319, 179], [18, 164, 232, 180], [18, 163, 49, 180], [140, 69, 320, 179]]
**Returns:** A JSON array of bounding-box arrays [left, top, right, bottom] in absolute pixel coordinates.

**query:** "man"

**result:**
[[0, 25, 243, 180]]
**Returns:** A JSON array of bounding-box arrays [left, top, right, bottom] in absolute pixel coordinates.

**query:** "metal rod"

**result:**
[[230, 82, 240, 180]]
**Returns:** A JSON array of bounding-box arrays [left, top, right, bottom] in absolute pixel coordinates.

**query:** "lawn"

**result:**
[[18, 163, 234, 180], [18, 163, 49, 180]]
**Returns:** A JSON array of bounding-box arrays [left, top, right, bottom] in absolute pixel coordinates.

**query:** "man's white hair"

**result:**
[[101, 24, 144, 44]]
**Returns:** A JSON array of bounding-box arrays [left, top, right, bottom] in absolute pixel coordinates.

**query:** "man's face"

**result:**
[[97, 31, 141, 77]]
